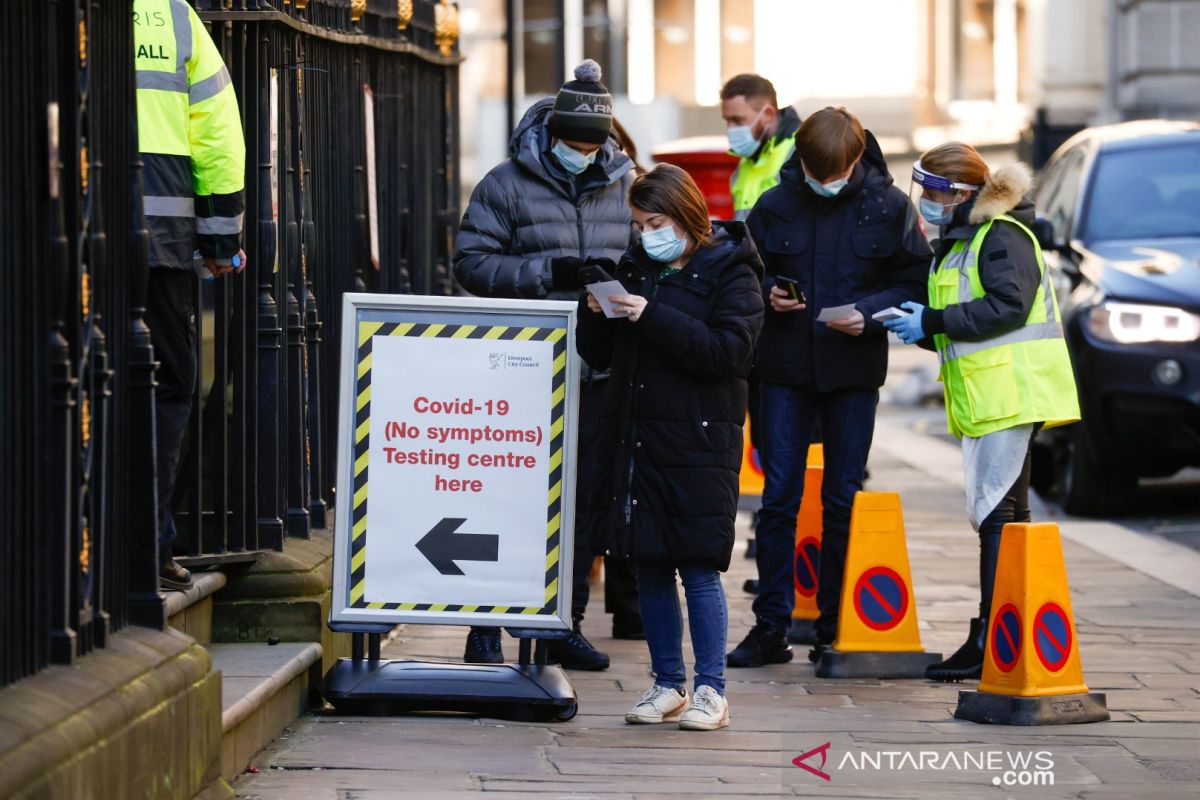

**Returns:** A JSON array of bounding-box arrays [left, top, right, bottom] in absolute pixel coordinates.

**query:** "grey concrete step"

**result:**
[[208, 641, 323, 782]]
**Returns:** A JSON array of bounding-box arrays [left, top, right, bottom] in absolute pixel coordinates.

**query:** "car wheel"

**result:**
[[1056, 425, 1136, 516]]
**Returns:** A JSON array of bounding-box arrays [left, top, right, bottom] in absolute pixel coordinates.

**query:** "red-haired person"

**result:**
[[885, 142, 1080, 681], [577, 164, 764, 730]]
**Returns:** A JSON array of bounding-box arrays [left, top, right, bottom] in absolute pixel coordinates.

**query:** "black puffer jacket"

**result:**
[[576, 222, 765, 571], [453, 99, 636, 301], [747, 131, 932, 391]]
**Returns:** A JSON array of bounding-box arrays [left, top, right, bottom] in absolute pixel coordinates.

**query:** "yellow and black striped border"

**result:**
[[349, 318, 568, 616]]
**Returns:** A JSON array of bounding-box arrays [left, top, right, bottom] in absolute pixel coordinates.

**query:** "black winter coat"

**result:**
[[575, 222, 765, 571], [452, 99, 636, 302], [747, 132, 932, 391]]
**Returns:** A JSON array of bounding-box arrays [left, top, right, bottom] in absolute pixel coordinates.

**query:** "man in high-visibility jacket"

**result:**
[[718, 74, 801, 574], [135, 0, 246, 591], [719, 74, 801, 222]]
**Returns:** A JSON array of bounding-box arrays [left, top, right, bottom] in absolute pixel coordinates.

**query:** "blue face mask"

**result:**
[[805, 174, 849, 198], [919, 197, 955, 226], [552, 141, 597, 175], [641, 225, 687, 263], [726, 108, 766, 158]]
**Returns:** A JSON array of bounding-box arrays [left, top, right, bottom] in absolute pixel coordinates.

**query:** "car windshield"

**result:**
[[1084, 141, 1200, 241]]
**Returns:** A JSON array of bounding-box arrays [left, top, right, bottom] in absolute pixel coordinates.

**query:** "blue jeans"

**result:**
[[754, 382, 878, 642], [636, 562, 728, 695]]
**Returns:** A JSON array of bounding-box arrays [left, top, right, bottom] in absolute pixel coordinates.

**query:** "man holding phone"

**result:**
[[726, 107, 930, 667]]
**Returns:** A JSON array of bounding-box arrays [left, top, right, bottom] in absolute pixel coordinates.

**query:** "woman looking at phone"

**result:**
[[576, 164, 764, 730]]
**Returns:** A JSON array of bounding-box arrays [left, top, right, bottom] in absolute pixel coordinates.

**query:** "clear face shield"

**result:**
[[909, 161, 980, 228]]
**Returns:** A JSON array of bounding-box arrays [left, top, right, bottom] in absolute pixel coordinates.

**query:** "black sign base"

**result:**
[[815, 649, 942, 679], [322, 658, 578, 721], [954, 690, 1109, 725], [787, 617, 819, 644]]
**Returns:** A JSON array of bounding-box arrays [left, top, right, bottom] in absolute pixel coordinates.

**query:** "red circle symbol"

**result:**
[[851, 566, 909, 632], [793, 537, 820, 598], [990, 603, 1022, 673], [1033, 602, 1073, 672]]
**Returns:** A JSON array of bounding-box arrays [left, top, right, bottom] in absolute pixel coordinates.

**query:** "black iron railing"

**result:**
[[0, 0, 460, 689]]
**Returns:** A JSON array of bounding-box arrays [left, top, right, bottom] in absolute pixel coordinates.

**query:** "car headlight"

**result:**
[[1087, 302, 1200, 344]]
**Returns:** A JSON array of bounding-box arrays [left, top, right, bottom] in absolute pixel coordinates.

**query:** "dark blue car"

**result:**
[[1031, 121, 1200, 515]]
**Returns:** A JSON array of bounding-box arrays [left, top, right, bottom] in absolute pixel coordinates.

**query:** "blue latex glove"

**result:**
[[883, 301, 925, 344]]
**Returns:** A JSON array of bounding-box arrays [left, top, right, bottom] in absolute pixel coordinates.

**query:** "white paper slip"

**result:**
[[586, 280, 632, 319], [871, 307, 912, 322], [816, 303, 857, 323]]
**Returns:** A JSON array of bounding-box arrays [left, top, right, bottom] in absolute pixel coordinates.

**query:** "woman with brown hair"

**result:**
[[886, 142, 1080, 681], [576, 164, 764, 730]]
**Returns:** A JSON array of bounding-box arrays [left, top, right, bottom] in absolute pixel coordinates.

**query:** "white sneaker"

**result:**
[[625, 685, 689, 724], [678, 685, 729, 731]]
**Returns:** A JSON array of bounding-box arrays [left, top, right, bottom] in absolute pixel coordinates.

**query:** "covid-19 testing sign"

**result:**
[[330, 295, 579, 630]]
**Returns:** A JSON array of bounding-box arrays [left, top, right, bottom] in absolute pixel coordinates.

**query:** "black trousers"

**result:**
[[144, 268, 198, 560], [976, 437, 1035, 619]]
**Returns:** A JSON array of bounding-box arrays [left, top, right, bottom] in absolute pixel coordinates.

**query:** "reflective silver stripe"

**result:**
[[733, 208, 750, 222], [196, 213, 244, 235], [940, 321, 1065, 362], [170, 0, 192, 70], [189, 66, 231, 105], [144, 195, 195, 217], [136, 69, 187, 93]]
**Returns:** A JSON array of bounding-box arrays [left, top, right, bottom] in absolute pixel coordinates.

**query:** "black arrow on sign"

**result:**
[[415, 518, 499, 576]]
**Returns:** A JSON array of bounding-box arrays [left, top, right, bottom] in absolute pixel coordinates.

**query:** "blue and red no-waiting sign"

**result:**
[[794, 537, 820, 598], [851, 566, 909, 631], [990, 602, 1022, 673], [1034, 602, 1072, 672]]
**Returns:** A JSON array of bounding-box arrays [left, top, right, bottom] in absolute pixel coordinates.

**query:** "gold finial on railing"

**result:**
[[350, 0, 367, 23], [435, 1, 460, 57], [397, 0, 414, 30]]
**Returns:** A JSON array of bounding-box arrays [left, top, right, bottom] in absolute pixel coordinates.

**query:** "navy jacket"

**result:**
[[747, 132, 931, 391], [575, 222, 765, 571]]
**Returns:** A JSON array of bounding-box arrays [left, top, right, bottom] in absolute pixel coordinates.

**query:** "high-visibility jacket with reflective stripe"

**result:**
[[730, 133, 796, 221], [929, 214, 1081, 439], [135, 0, 245, 269]]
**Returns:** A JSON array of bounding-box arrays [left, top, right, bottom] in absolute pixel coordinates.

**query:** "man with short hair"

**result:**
[[719, 74, 802, 222], [727, 107, 930, 667]]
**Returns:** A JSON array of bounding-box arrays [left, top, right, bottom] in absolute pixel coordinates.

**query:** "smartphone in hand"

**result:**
[[774, 275, 806, 304], [579, 263, 615, 285]]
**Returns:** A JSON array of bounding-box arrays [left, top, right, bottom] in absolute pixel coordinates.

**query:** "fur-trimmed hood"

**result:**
[[968, 162, 1034, 225]]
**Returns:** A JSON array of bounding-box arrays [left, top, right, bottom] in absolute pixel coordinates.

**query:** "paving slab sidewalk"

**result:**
[[234, 408, 1200, 799]]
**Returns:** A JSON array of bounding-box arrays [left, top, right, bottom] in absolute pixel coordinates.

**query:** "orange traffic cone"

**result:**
[[788, 445, 824, 645], [956, 522, 1109, 725], [815, 492, 941, 678], [738, 414, 765, 498]]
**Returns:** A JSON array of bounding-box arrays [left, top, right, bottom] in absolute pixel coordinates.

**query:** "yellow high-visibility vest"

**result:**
[[135, 0, 245, 268], [730, 133, 796, 221], [929, 214, 1081, 439]]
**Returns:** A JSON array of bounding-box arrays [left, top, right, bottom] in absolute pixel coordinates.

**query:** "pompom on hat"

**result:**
[[548, 60, 614, 145]]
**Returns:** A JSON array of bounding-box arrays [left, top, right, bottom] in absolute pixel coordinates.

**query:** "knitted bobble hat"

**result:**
[[548, 60, 614, 145]]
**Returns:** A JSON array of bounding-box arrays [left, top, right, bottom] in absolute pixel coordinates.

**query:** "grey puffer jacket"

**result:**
[[453, 99, 636, 301]]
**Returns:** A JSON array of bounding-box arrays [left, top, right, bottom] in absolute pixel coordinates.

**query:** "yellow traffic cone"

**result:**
[[788, 444, 824, 644], [816, 492, 941, 678], [955, 522, 1109, 725]]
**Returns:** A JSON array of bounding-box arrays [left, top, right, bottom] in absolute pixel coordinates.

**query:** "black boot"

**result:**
[[549, 629, 610, 670], [464, 627, 504, 664], [727, 624, 793, 667], [925, 618, 986, 682]]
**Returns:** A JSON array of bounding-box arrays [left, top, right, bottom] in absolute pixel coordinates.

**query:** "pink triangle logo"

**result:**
[[792, 742, 832, 782]]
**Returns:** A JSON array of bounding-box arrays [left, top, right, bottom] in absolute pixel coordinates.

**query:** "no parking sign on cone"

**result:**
[[815, 492, 941, 678], [956, 522, 1109, 725], [788, 444, 824, 645]]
